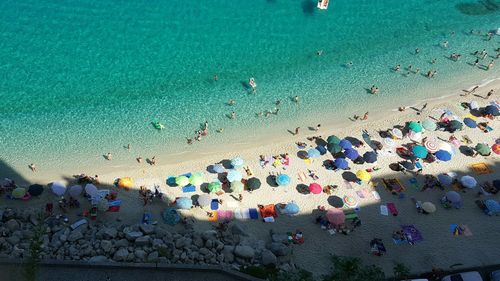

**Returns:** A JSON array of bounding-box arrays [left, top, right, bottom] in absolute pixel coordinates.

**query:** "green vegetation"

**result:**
[[24, 213, 45, 281], [393, 262, 411, 281], [323, 255, 385, 281]]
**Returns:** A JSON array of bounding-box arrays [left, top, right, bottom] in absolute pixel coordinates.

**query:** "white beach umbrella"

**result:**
[[50, 181, 66, 196], [84, 183, 98, 198], [408, 131, 422, 142], [68, 185, 83, 197], [383, 137, 395, 147], [391, 128, 403, 139], [439, 142, 455, 156]]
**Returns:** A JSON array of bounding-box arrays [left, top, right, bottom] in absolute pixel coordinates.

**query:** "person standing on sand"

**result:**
[[150, 156, 157, 166], [228, 99, 236, 106], [127, 144, 131, 151], [315, 124, 321, 132], [295, 127, 300, 135], [230, 111, 236, 119], [136, 156, 143, 163], [361, 112, 369, 120], [105, 152, 112, 160], [485, 89, 494, 99], [29, 163, 37, 172]]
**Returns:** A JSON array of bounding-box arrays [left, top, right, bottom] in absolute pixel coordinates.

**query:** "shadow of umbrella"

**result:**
[[301, 0, 316, 15], [342, 171, 358, 182], [315, 137, 328, 147], [327, 195, 344, 208], [296, 184, 309, 194], [345, 136, 363, 147], [266, 175, 279, 187], [220, 159, 232, 169]]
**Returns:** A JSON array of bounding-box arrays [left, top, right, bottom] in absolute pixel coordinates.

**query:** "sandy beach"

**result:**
[[1, 81, 499, 278]]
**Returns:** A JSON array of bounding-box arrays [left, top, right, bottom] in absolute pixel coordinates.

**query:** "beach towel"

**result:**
[[470, 163, 492, 175], [208, 211, 218, 222], [303, 158, 312, 165], [449, 224, 473, 237], [210, 199, 219, 210], [387, 202, 398, 216], [234, 209, 250, 220], [107, 200, 121, 212], [401, 224, 423, 243], [182, 185, 196, 193], [218, 210, 234, 221], [249, 208, 259, 219], [297, 172, 306, 182], [345, 212, 358, 220], [380, 205, 389, 216], [259, 204, 277, 220], [356, 190, 365, 199], [372, 191, 381, 200], [383, 178, 405, 193]]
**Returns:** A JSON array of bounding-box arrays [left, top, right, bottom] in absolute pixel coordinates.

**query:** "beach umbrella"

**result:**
[[84, 183, 98, 198], [493, 144, 500, 155], [246, 177, 261, 191], [339, 139, 352, 150], [424, 138, 439, 153], [439, 142, 455, 156], [446, 191, 461, 203], [460, 175, 477, 189], [412, 145, 428, 158], [484, 105, 499, 116], [449, 120, 463, 131], [12, 187, 26, 199], [435, 150, 452, 161], [391, 128, 403, 139], [408, 121, 423, 133], [383, 137, 395, 147], [282, 202, 300, 215], [422, 202, 436, 213], [463, 118, 477, 128], [51, 181, 66, 196], [469, 100, 479, 110], [363, 151, 378, 163], [117, 177, 134, 189], [176, 197, 193, 209], [437, 174, 453, 186], [400, 161, 415, 170], [422, 119, 437, 131], [475, 143, 491, 156], [231, 157, 244, 168], [28, 184, 44, 196], [162, 208, 181, 226], [230, 181, 244, 193], [212, 163, 225, 173], [343, 196, 358, 208], [276, 174, 291, 186], [356, 170, 371, 182], [327, 135, 341, 144], [207, 181, 222, 193], [333, 158, 349, 170], [97, 198, 109, 212], [484, 200, 500, 214], [68, 185, 82, 197], [197, 194, 212, 207], [327, 143, 342, 154], [344, 148, 359, 160], [408, 130, 422, 142], [308, 183, 322, 194], [227, 170, 242, 182], [307, 148, 321, 158], [328, 196, 344, 208], [175, 176, 189, 187], [189, 173, 204, 186], [326, 208, 345, 226]]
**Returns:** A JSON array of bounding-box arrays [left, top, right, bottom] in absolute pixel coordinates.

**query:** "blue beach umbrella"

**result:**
[[484, 200, 500, 214], [484, 105, 499, 116], [282, 202, 300, 215], [276, 174, 291, 186], [344, 149, 359, 160], [307, 148, 321, 158], [463, 118, 477, 128], [176, 197, 193, 209], [227, 170, 242, 182], [212, 164, 225, 173], [231, 157, 244, 168], [363, 151, 378, 163], [437, 174, 453, 186], [339, 139, 352, 150], [435, 150, 452, 161], [334, 158, 349, 170]]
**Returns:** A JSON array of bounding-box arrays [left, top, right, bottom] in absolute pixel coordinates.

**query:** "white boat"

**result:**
[[317, 0, 329, 10]]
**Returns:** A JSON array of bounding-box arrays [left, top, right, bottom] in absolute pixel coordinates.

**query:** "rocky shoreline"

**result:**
[[0, 207, 296, 272]]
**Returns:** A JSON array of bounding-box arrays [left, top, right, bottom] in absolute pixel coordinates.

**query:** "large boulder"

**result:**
[[261, 250, 278, 266], [139, 224, 155, 235], [147, 251, 159, 262], [115, 239, 129, 248], [6, 219, 20, 232], [230, 224, 246, 236], [234, 245, 255, 259], [88, 255, 108, 263], [113, 248, 129, 261], [102, 228, 118, 239], [269, 242, 291, 256], [135, 236, 150, 246], [67, 231, 84, 242], [126, 231, 143, 241], [201, 230, 217, 240], [134, 249, 147, 260], [100, 240, 113, 253]]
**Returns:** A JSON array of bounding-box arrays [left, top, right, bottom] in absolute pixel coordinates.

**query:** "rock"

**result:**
[[67, 231, 83, 242], [201, 230, 217, 240], [205, 239, 214, 249], [271, 234, 289, 243], [230, 224, 246, 236], [113, 248, 129, 261], [175, 237, 186, 249], [135, 236, 150, 246], [199, 248, 210, 255], [115, 239, 129, 248], [269, 242, 291, 256], [101, 240, 113, 253], [68, 245, 78, 257], [139, 224, 155, 235], [6, 219, 20, 232], [134, 249, 147, 260], [11, 246, 24, 258], [102, 228, 118, 239], [234, 245, 255, 259], [152, 239, 163, 249], [59, 235, 67, 242], [261, 250, 278, 266], [147, 251, 159, 262], [6, 236, 20, 245], [125, 231, 143, 241], [193, 237, 204, 248]]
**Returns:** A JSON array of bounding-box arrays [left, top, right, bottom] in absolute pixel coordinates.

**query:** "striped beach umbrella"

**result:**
[[424, 138, 439, 153], [493, 144, 500, 155], [343, 196, 358, 208]]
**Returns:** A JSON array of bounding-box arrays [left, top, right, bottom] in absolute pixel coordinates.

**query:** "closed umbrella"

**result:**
[[328, 196, 344, 208], [339, 139, 352, 150], [446, 191, 461, 203], [12, 187, 26, 199], [276, 174, 291, 186], [421, 202, 436, 213], [117, 177, 134, 189], [412, 145, 428, 158], [68, 185, 82, 197], [28, 184, 44, 196], [307, 148, 321, 158], [437, 174, 453, 186], [475, 143, 491, 156], [212, 163, 225, 173], [344, 149, 359, 160], [484, 105, 499, 116], [391, 128, 403, 139], [326, 208, 345, 225], [435, 150, 452, 161], [422, 119, 437, 131], [282, 202, 300, 215], [383, 137, 396, 147], [231, 157, 244, 168], [207, 181, 222, 193], [227, 170, 242, 182], [175, 176, 189, 187], [327, 135, 341, 144], [356, 170, 371, 182], [334, 158, 349, 170], [463, 118, 477, 128], [246, 177, 261, 191], [424, 138, 439, 153], [176, 197, 193, 209], [408, 131, 422, 142], [308, 183, 322, 194], [460, 175, 477, 189], [197, 194, 212, 207], [449, 120, 463, 131], [408, 121, 423, 133], [230, 181, 244, 193], [189, 173, 204, 186], [84, 183, 98, 198], [51, 181, 66, 196], [484, 200, 500, 214], [363, 151, 378, 163], [327, 143, 342, 154]]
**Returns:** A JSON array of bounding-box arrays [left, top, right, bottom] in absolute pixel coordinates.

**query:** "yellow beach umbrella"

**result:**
[[189, 173, 204, 186], [175, 176, 189, 187], [118, 177, 134, 189], [356, 170, 371, 182]]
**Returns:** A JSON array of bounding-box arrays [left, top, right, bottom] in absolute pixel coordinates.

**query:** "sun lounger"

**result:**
[[182, 185, 196, 193], [380, 205, 389, 216], [383, 178, 405, 194], [470, 163, 492, 175], [70, 219, 88, 230]]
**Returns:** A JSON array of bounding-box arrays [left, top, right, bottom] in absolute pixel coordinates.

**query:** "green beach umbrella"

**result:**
[[412, 145, 428, 158], [175, 176, 189, 187], [230, 181, 244, 193], [12, 187, 27, 199], [408, 121, 423, 133], [475, 143, 491, 156], [189, 173, 204, 186], [327, 135, 341, 144], [207, 181, 222, 193], [246, 177, 261, 191], [449, 120, 463, 131], [327, 143, 342, 154], [422, 119, 437, 131]]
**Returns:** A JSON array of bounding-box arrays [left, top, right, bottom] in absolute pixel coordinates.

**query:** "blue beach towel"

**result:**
[[249, 208, 259, 219], [211, 199, 219, 210], [182, 185, 196, 193]]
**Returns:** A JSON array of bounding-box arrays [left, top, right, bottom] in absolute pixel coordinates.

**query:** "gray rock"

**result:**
[[6, 236, 20, 245], [199, 248, 210, 255], [135, 236, 150, 246], [69, 245, 78, 257], [134, 249, 147, 260], [193, 237, 204, 248], [152, 239, 163, 249], [6, 219, 20, 232], [115, 239, 129, 248], [269, 242, 291, 256], [147, 251, 159, 262], [101, 240, 113, 253], [125, 231, 143, 241], [205, 239, 214, 249], [139, 224, 155, 235], [234, 245, 255, 259], [230, 224, 246, 236], [261, 250, 277, 266], [271, 234, 289, 243], [67, 231, 83, 242], [175, 237, 186, 249], [102, 228, 118, 239], [113, 248, 129, 261], [59, 235, 67, 243], [201, 230, 217, 240]]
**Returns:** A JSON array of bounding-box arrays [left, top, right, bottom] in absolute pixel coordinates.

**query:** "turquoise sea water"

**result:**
[[0, 0, 499, 173]]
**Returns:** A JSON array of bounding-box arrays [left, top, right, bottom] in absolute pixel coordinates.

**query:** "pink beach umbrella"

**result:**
[[424, 138, 439, 153], [308, 183, 322, 194], [326, 208, 345, 226]]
